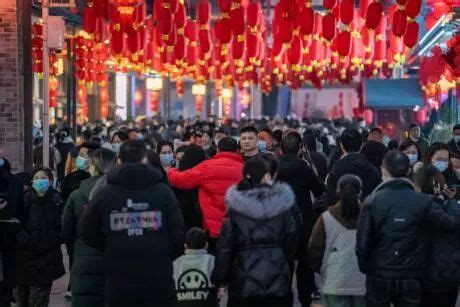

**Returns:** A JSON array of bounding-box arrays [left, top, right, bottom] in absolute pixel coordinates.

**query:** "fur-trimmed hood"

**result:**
[[225, 182, 295, 219]]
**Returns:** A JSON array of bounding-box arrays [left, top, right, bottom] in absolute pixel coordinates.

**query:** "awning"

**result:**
[[363, 78, 424, 109]]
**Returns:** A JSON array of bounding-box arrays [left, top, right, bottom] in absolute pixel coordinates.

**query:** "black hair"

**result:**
[[111, 131, 129, 142], [119, 140, 148, 163], [91, 148, 117, 175], [302, 133, 317, 152], [399, 139, 421, 160], [370, 127, 383, 134], [281, 133, 301, 154], [341, 129, 362, 153], [78, 141, 101, 157], [337, 174, 362, 220], [147, 150, 166, 179], [185, 227, 207, 249], [414, 165, 444, 195], [387, 140, 399, 150], [32, 167, 54, 182], [179, 145, 206, 171], [454, 124, 460, 132], [175, 145, 188, 155], [258, 152, 279, 178], [273, 130, 283, 144], [409, 123, 420, 130], [423, 142, 450, 166], [217, 137, 239, 152], [383, 150, 410, 178], [156, 140, 174, 154], [240, 126, 258, 136], [81, 130, 92, 142], [237, 158, 270, 191]]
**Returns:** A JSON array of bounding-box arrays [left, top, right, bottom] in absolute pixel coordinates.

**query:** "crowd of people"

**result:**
[[1, 116, 460, 307]]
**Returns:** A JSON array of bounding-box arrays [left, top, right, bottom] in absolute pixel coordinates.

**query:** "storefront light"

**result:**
[[146, 77, 163, 91], [192, 84, 206, 96], [222, 88, 233, 99]]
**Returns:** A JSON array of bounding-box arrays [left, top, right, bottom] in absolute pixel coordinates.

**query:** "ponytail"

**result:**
[[337, 175, 362, 221], [237, 158, 270, 191]]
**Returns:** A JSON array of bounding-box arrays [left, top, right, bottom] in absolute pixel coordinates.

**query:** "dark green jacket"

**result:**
[[62, 176, 104, 307]]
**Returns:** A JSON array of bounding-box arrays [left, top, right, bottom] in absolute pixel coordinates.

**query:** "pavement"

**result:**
[[48, 247, 321, 307]]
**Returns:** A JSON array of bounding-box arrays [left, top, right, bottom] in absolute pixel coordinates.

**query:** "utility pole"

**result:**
[[42, 0, 50, 168]]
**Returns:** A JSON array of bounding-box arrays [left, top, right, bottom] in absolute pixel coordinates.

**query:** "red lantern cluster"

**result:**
[[32, 22, 43, 76], [77, 0, 425, 95]]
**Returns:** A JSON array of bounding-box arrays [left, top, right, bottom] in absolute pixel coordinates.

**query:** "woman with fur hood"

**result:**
[[213, 158, 298, 307]]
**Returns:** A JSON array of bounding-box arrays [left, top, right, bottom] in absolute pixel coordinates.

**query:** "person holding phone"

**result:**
[[414, 166, 460, 307]]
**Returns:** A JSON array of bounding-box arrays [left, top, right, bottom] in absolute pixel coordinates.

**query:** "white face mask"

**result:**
[[406, 153, 418, 166]]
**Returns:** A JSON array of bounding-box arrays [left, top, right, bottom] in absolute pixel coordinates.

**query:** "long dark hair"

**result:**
[[414, 165, 445, 195], [179, 145, 206, 171], [237, 158, 270, 191], [337, 174, 362, 220], [423, 142, 450, 166]]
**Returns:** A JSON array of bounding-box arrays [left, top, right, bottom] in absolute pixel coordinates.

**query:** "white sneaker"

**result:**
[[64, 291, 72, 300]]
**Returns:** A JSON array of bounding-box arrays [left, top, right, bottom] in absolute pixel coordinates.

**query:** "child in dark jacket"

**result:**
[[173, 227, 216, 307]]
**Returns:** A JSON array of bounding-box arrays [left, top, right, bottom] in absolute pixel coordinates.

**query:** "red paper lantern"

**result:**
[[405, 0, 422, 19], [337, 30, 351, 57], [110, 28, 124, 55], [175, 4, 186, 29], [322, 13, 336, 42], [298, 6, 314, 36], [404, 21, 419, 48], [277, 19, 293, 44], [199, 29, 211, 54], [366, 2, 383, 30], [230, 6, 246, 39], [323, 0, 337, 10], [198, 0, 211, 25], [392, 9, 407, 37], [32, 23, 43, 36], [159, 6, 173, 41], [359, 0, 370, 18], [174, 34, 186, 61], [218, 0, 232, 14], [94, 0, 109, 20], [127, 26, 140, 53], [287, 35, 302, 65], [84, 6, 97, 33], [215, 18, 232, 44], [232, 38, 245, 60], [340, 0, 354, 25], [246, 2, 261, 27]]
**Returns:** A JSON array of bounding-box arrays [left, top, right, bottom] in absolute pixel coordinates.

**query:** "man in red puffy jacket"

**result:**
[[168, 137, 243, 250]]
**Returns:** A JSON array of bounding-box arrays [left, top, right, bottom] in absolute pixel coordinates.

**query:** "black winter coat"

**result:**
[[61, 170, 90, 202], [62, 176, 103, 307], [356, 178, 460, 280], [425, 198, 460, 289], [213, 183, 298, 301], [79, 163, 185, 307], [325, 152, 381, 206], [277, 154, 325, 233], [14, 188, 65, 286], [0, 172, 24, 291]]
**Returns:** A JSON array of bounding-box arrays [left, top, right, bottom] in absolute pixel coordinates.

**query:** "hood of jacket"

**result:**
[[107, 163, 164, 190], [225, 182, 295, 219], [373, 177, 416, 193]]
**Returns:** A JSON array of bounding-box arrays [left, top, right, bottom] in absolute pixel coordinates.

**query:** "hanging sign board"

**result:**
[[47, 16, 65, 49]]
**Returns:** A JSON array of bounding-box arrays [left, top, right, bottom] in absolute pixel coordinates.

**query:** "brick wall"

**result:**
[[0, 0, 24, 171]]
